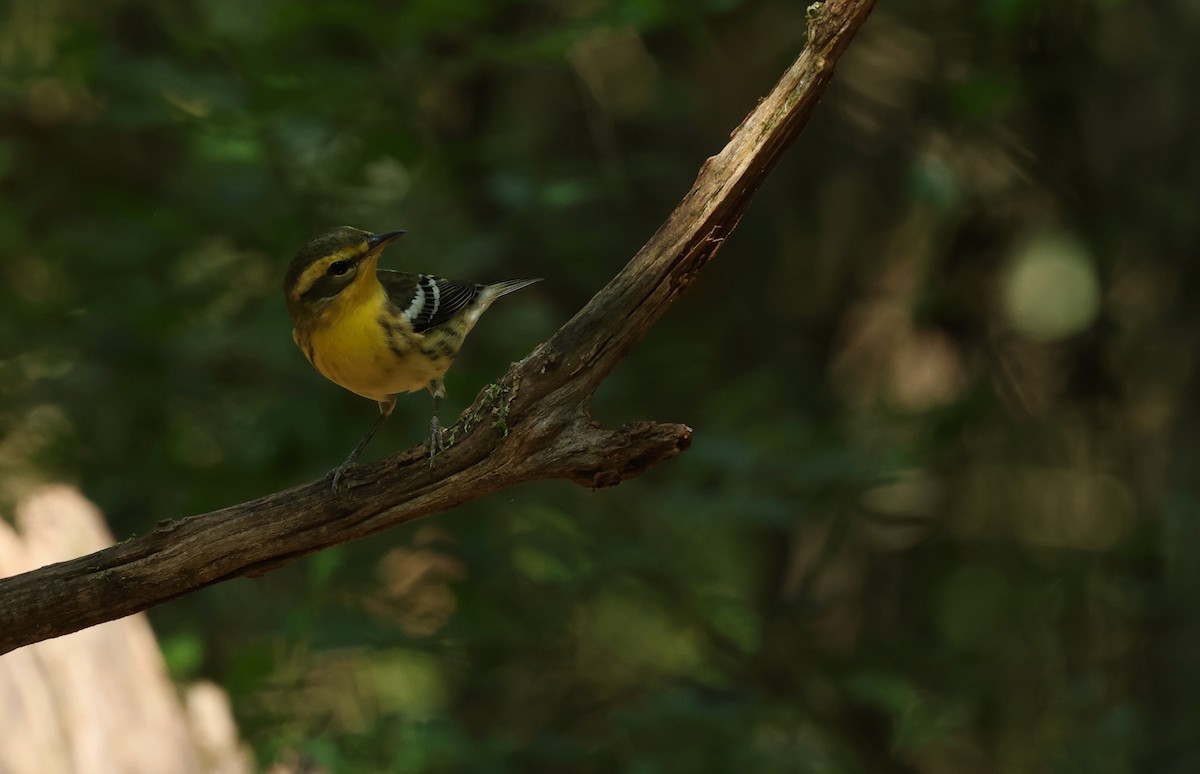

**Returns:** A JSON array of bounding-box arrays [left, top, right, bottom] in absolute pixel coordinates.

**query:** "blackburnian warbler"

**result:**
[[283, 226, 540, 488]]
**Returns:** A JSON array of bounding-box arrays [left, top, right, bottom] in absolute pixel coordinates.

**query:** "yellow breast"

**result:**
[[296, 285, 450, 402]]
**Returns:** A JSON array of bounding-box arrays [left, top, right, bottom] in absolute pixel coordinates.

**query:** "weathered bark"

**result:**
[[0, 0, 877, 655]]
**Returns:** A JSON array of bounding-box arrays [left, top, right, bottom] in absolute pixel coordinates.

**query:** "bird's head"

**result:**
[[283, 226, 404, 321]]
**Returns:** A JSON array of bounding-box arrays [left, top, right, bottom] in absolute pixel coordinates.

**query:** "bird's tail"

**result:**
[[486, 278, 543, 298]]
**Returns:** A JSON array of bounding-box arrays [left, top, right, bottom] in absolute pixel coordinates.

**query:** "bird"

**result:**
[[283, 226, 541, 489]]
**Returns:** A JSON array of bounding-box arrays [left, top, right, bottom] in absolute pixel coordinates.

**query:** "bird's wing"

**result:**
[[377, 269, 482, 333]]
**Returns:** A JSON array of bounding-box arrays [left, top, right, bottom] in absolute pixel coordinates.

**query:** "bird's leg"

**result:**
[[331, 397, 395, 491], [428, 379, 446, 467]]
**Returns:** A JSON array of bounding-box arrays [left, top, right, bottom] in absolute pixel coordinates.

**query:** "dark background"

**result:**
[[3, 0, 1199, 771]]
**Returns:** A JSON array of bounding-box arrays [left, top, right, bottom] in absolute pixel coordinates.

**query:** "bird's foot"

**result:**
[[329, 461, 360, 492]]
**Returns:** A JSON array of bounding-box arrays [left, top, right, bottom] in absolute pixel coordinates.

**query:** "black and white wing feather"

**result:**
[[378, 270, 482, 333]]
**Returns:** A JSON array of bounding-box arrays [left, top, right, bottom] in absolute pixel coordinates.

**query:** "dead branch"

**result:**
[[0, 0, 876, 655]]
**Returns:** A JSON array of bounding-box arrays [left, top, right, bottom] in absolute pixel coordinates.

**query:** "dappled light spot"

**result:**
[[0, 403, 71, 499], [24, 77, 100, 125], [367, 526, 466, 639], [363, 650, 450, 719], [831, 302, 967, 411], [1002, 230, 1100, 342], [835, 14, 935, 147], [885, 329, 967, 411], [360, 156, 413, 209], [508, 504, 596, 585], [569, 26, 661, 117], [6, 254, 61, 306], [1012, 469, 1133, 551], [575, 586, 705, 681], [162, 88, 211, 119], [781, 519, 866, 653], [956, 465, 1134, 551], [264, 648, 451, 733], [859, 470, 943, 551]]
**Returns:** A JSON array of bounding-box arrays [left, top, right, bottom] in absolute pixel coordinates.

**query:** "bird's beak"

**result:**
[[366, 230, 405, 252]]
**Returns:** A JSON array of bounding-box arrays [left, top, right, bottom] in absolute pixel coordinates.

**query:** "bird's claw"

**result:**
[[330, 462, 356, 492]]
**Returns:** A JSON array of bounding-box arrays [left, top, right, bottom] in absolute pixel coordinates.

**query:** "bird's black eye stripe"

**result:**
[[327, 260, 351, 276]]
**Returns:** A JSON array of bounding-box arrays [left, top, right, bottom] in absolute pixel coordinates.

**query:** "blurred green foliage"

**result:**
[[3, 0, 1200, 771]]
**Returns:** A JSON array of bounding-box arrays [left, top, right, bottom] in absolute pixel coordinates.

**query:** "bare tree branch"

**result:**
[[0, 0, 876, 655]]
